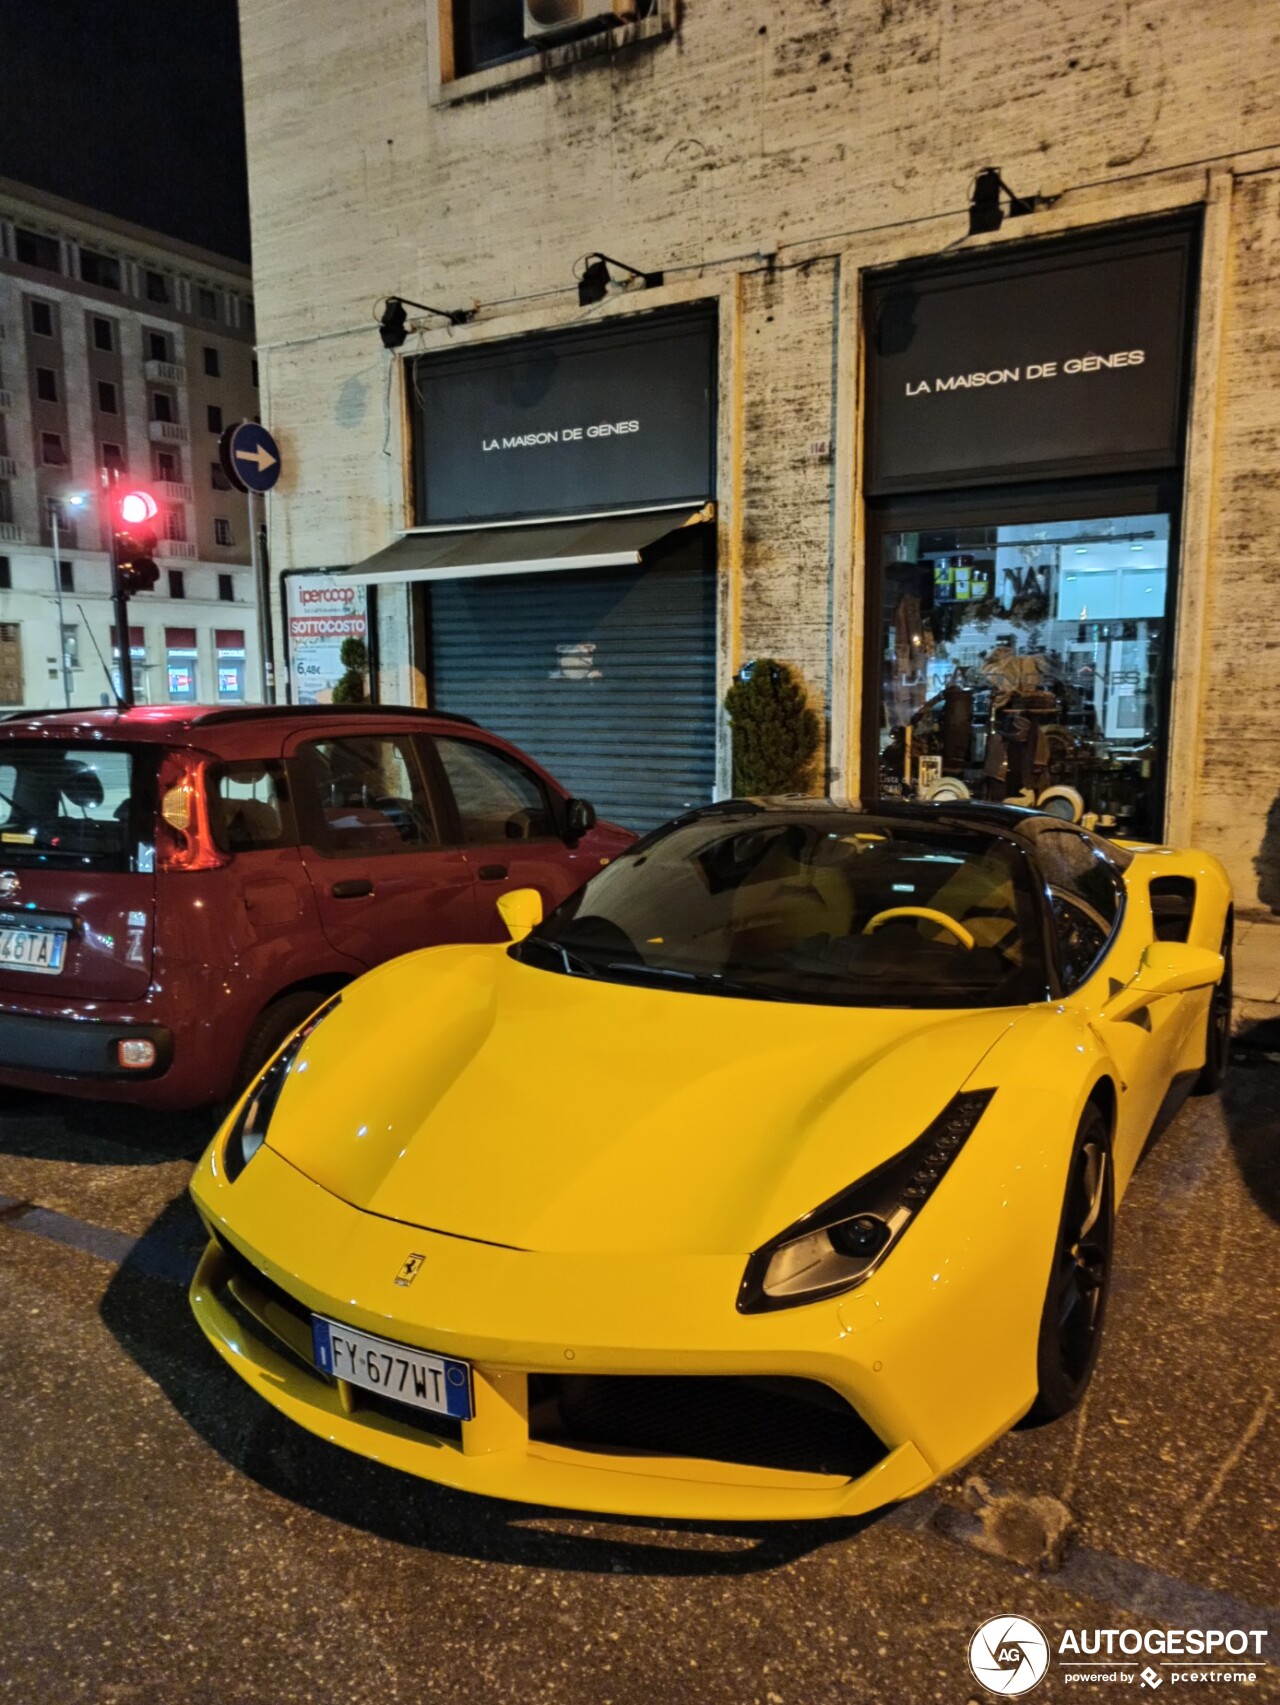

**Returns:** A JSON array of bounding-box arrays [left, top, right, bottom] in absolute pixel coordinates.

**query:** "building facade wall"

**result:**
[[238, 0, 1280, 909], [0, 180, 262, 711]]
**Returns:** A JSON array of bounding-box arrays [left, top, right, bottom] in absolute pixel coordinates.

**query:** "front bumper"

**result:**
[[190, 1139, 1053, 1522]]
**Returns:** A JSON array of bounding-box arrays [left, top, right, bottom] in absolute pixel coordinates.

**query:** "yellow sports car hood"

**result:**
[[266, 945, 1017, 1256]]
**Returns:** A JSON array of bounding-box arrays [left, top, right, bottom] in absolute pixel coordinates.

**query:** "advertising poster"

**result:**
[[285, 573, 368, 704]]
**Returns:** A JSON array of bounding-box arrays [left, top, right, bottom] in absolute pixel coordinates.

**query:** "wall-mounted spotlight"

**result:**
[[967, 168, 1037, 236], [576, 253, 665, 307], [378, 295, 473, 349]]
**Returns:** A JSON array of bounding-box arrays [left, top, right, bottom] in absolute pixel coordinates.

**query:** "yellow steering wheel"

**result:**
[[862, 907, 976, 950]]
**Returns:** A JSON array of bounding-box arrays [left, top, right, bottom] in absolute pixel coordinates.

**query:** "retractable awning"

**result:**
[[338, 502, 714, 585]]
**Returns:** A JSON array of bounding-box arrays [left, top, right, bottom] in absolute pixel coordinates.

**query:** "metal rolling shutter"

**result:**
[[429, 552, 716, 835]]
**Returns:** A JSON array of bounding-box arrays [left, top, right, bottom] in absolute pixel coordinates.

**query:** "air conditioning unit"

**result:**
[[524, 0, 637, 44]]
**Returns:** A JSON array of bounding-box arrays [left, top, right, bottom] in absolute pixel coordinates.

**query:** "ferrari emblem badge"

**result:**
[[395, 1253, 425, 1288]]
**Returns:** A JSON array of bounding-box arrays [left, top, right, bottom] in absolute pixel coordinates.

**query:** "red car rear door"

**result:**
[[284, 723, 477, 969]]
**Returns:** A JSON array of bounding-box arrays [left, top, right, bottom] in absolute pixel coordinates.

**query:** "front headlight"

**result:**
[[736, 1088, 995, 1313], [221, 995, 341, 1182]]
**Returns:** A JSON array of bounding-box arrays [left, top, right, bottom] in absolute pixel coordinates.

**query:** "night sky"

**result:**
[[0, 0, 250, 263]]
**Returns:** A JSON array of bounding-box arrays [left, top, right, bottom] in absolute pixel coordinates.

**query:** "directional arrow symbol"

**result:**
[[235, 443, 278, 471]]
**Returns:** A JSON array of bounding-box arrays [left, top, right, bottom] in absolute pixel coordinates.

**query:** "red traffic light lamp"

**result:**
[[108, 484, 161, 705]]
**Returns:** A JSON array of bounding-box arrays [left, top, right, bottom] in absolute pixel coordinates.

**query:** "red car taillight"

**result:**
[[155, 750, 228, 872]]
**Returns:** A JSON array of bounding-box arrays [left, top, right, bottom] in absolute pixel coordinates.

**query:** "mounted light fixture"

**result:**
[[967, 168, 1036, 236], [576, 252, 665, 307], [378, 295, 473, 349]]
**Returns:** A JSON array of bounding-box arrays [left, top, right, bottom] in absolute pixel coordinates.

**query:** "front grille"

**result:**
[[212, 1229, 312, 1327], [529, 1375, 887, 1480], [351, 1388, 463, 1443]]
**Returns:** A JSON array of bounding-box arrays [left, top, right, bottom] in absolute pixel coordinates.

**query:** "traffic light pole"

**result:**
[[109, 531, 134, 708]]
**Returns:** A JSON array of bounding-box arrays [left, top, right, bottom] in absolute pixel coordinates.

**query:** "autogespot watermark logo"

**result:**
[[968, 1617, 1051, 1695]]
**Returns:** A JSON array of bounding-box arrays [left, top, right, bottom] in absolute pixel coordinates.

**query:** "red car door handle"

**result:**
[[331, 879, 373, 899], [477, 864, 508, 881]]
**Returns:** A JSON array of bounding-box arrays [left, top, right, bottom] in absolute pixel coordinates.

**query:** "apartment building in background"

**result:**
[[0, 178, 260, 709]]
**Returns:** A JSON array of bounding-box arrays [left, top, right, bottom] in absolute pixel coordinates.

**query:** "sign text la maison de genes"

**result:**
[[903, 347, 1146, 398], [482, 418, 641, 453]]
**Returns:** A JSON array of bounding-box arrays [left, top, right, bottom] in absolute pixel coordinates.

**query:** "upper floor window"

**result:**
[[168, 569, 186, 600], [197, 286, 219, 320], [79, 248, 122, 291], [152, 392, 174, 424], [41, 431, 67, 467], [148, 330, 169, 363], [102, 442, 125, 471], [36, 367, 58, 403], [29, 300, 55, 337], [155, 450, 178, 480], [451, 0, 536, 75], [92, 316, 115, 352], [203, 346, 220, 378], [0, 557, 10, 590], [251, 357, 259, 388], [58, 561, 75, 593], [211, 460, 231, 492], [97, 380, 118, 414], [144, 269, 169, 304], [214, 518, 234, 546], [14, 228, 61, 273], [207, 404, 224, 434], [218, 573, 235, 602]]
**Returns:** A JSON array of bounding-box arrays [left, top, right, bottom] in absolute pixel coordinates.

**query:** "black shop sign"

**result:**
[[412, 308, 717, 524], [864, 218, 1200, 494]]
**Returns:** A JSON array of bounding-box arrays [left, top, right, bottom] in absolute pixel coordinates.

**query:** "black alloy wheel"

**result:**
[[1028, 1103, 1114, 1423], [1192, 913, 1234, 1095]]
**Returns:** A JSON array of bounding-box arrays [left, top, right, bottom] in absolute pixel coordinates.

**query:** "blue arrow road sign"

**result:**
[[223, 420, 282, 494]]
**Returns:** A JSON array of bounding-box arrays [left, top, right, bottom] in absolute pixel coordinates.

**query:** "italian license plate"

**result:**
[[0, 927, 67, 975], [311, 1316, 474, 1420]]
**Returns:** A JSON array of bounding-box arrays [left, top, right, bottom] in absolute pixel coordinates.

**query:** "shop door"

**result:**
[[285, 727, 476, 968], [427, 547, 716, 835]]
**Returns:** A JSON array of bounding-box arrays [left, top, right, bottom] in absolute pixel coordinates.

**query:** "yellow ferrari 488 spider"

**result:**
[[189, 800, 1232, 1521]]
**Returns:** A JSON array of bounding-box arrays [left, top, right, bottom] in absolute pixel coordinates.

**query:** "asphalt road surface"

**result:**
[[1, 1033, 1277, 1705]]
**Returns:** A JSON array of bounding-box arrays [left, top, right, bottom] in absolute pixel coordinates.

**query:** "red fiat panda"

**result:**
[[0, 704, 633, 1109]]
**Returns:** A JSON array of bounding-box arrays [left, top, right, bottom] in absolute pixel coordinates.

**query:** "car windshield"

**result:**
[[0, 744, 136, 870], [514, 809, 1050, 1009]]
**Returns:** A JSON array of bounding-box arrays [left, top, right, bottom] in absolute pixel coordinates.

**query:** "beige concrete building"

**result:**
[[0, 180, 262, 709], [240, 0, 1279, 906]]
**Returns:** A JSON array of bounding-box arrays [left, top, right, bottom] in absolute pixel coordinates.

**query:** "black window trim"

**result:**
[[1028, 823, 1128, 995]]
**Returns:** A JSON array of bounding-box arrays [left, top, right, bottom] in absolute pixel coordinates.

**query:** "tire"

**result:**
[[234, 990, 331, 1097], [1027, 1102, 1114, 1424], [1192, 913, 1233, 1096]]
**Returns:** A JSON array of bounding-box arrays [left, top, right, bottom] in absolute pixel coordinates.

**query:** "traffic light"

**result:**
[[112, 488, 160, 593]]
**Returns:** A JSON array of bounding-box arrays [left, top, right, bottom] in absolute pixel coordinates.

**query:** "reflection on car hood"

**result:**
[[266, 945, 1020, 1256]]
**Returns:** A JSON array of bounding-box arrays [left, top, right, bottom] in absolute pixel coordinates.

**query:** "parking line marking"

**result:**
[[0, 1198, 198, 1283]]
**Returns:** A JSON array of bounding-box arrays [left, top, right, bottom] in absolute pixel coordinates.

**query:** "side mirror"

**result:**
[[565, 797, 596, 841], [496, 887, 543, 943], [1104, 941, 1224, 1023]]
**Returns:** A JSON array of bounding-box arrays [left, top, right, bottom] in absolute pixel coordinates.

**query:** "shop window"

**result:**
[[214, 518, 233, 546], [433, 736, 555, 842], [207, 404, 223, 434], [165, 629, 198, 702], [79, 249, 121, 291], [168, 570, 186, 600], [216, 631, 247, 701], [41, 431, 67, 466], [203, 346, 220, 378], [296, 736, 438, 855], [874, 511, 1172, 840], [36, 367, 58, 402], [92, 316, 114, 352], [148, 331, 169, 363], [29, 300, 54, 337], [97, 380, 118, 414], [15, 228, 61, 273]]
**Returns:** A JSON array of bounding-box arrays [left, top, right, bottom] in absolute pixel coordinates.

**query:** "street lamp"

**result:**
[[47, 490, 88, 709]]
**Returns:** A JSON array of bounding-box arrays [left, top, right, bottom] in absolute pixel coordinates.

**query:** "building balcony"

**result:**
[[154, 480, 193, 504], [0, 521, 25, 544], [0, 455, 16, 478], [0, 389, 13, 412], [144, 359, 187, 385], [148, 420, 188, 444], [157, 538, 196, 559]]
